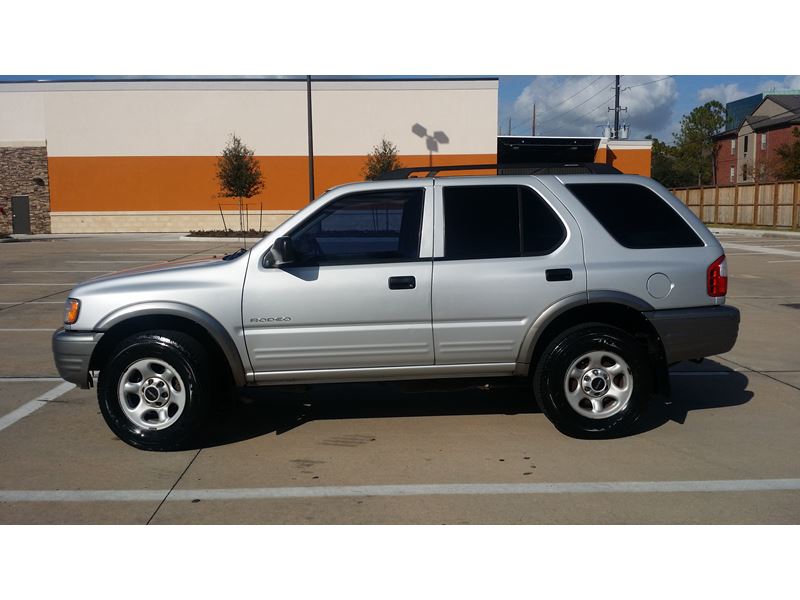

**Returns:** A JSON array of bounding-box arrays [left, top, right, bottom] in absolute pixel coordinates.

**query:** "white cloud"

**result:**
[[510, 75, 677, 139], [697, 83, 750, 104]]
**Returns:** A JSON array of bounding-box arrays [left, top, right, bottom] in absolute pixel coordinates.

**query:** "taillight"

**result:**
[[707, 255, 728, 297]]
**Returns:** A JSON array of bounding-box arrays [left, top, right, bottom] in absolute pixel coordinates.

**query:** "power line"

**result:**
[[535, 80, 615, 128], [504, 75, 610, 135], [539, 94, 616, 135], [622, 75, 673, 91]]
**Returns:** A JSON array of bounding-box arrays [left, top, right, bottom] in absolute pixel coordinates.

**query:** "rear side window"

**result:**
[[443, 185, 566, 260], [566, 183, 703, 249]]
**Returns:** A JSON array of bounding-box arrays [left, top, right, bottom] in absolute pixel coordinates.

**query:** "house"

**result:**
[[714, 94, 800, 184]]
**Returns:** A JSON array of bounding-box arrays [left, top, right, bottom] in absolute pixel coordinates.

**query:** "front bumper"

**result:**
[[52, 328, 104, 388], [644, 305, 740, 364]]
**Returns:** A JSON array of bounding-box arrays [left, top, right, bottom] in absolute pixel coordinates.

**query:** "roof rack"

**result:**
[[376, 162, 621, 180]]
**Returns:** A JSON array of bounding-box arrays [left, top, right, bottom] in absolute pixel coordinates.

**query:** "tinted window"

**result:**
[[290, 189, 424, 264], [444, 186, 519, 259], [444, 185, 565, 260], [566, 183, 703, 249]]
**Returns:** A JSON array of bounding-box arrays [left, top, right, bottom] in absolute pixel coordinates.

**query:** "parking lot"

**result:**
[[1, 231, 799, 524]]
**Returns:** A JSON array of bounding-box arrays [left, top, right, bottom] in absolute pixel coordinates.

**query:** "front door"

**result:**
[[11, 196, 31, 234], [243, 185, 434, 376], [431, 180, 586, 365]]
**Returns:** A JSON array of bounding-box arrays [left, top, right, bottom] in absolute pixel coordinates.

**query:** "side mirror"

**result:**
[[264, 236, 297, 267]]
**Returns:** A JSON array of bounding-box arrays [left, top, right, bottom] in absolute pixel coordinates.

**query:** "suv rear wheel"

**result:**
[[98, 330, 214, 451], [533, 323, 652, 437]]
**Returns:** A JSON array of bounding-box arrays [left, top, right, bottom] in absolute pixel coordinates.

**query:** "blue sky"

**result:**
[[498, 75, 800, 141]]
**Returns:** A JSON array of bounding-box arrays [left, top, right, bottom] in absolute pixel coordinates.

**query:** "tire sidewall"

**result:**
[[98, 333, 210, 450], [535, 325, 652, 437]]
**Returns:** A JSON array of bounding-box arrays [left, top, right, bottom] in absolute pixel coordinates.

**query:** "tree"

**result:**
[[775, 127, 800, 180], [647, 135, 688, 188], [672, 100, 726, 186], [362, 138, 402, 181], [216, 134, 264, 233]]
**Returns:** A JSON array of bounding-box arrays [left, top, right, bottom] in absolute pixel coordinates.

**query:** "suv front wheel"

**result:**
[[533, 323, 652, 437], [97, 330, 214, 451]]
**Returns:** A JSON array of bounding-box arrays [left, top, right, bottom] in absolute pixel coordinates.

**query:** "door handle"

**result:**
[[545, 268, 573, 282], [388, 276, 416, 290]]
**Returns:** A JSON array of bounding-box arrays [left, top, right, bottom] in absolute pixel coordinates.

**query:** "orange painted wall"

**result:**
[[594, 148, 652, 177], [48, 154, 496, 212]]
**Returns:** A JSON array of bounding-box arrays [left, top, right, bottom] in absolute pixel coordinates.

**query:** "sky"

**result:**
[[498, 75, 800, 141]]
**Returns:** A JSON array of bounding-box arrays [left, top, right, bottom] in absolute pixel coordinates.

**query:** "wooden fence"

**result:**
[[670, 181, 800, 230]]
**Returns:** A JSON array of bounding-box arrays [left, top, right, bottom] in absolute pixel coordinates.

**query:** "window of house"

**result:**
[[743, 135, 749, 154], [731, 139, 736, 155], [289, 188, 424, 265], [443, 185, 565, 260], [761, 133, 767, 150], [565, 183, 703, 249], [730, 166, 735, 182], [742, 164, 748, 181]]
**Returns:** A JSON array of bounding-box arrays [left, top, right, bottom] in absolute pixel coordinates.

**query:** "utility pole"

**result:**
[[306, 75, 315, 202], [608, 75, 627, 139], [532, 104, 536, 136], [507, 116, 511, 136]]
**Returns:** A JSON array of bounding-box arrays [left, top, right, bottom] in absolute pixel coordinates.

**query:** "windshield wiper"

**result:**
[[222, 248, 247, 261]]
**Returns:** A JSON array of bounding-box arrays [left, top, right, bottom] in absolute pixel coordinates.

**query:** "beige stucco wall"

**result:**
[[50, 210, 296, 233]]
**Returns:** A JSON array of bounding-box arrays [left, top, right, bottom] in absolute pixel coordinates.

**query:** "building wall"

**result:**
[[595, 141, 652, 176], [715, 136, 738, 184], [0, 80, 498, 233], [0, 144, 51, 234]]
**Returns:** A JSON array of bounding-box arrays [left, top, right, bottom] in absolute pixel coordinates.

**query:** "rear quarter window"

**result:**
[[566, 183, 703, 249]]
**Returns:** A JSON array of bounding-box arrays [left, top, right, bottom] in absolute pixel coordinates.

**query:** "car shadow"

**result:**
[[197, 359, 753, 448]]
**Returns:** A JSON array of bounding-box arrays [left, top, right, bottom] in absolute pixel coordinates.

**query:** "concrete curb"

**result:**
[[178, 236, 266, 242], [710, 227, 800, 239]]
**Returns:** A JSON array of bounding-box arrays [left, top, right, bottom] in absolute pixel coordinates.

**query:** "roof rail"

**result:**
[[376, 162, 622, 180]]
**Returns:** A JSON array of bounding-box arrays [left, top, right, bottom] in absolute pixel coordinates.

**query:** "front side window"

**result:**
[[289, 188, 424, 265], [443, 185, 565, 260]]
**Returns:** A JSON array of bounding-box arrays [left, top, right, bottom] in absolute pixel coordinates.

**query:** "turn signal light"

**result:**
[[707, 255, 728, 297], [64, 298, 81, 325]]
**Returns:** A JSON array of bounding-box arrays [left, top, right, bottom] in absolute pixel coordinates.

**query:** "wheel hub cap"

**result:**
[[564, 350, 633, 420], [117, 358, 187, 430]]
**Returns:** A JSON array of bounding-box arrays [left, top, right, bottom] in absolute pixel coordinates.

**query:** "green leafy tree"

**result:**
[[775, 127, 800, 180], [672, 100, 726, 186], [362, 138, 402, 180], [647, 135, 688, 188], [216, 134, 264, 233]]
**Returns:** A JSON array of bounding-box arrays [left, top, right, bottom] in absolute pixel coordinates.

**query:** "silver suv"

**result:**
[[52, 172, 740, 450]]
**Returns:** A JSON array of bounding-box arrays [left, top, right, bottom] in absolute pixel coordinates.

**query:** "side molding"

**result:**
[[95, 301, 247, 387]]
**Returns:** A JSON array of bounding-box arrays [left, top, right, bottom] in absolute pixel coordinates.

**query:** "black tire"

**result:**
[[97, 330, 215, 451], [533, 323, 653, 438]]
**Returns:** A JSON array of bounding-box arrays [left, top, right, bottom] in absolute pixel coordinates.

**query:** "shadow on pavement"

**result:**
[[199, 359, 753, 448]]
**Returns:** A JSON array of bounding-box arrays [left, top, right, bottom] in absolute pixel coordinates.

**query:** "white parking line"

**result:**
[[0, 283, 77, 286], [1, 478, 800, 502], [0, 302, 64, 305], [67, 260, 160, 264], [0, 377, 64, 382], [0, 329, 56, 332], [0, 381, 75, 433], [723, 243, 800, 258], [13, 270, 109, 273], [768, 259, 800, 263]]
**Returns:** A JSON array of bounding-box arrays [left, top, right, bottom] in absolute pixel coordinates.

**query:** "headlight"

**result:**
[[64, 298, 81, 325]]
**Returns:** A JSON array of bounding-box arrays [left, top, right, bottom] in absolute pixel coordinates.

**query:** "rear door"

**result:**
[[431, 178, 586, 365], [243, 184, 434, 376]]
